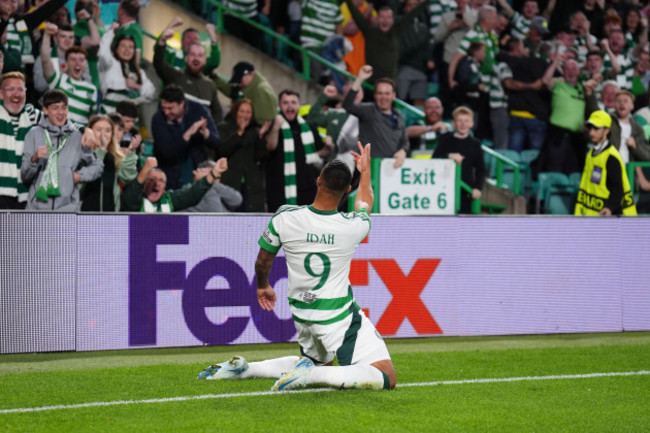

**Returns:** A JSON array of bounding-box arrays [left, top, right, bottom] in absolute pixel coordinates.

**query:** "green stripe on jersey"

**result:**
[[288, 290, 353, 310]]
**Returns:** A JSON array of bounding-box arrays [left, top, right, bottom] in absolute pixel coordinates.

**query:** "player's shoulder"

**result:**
[[272, 204, 307, 217], [340, 208, 371, 223]]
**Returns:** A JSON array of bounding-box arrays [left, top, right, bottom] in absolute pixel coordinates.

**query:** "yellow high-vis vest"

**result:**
[[574, 144, 637, 216]]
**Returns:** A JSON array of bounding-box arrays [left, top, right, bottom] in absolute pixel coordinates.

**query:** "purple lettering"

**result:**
[[129, 215, 188, 346], [183, 257, 252, 345], [128, 215, 297, 346]]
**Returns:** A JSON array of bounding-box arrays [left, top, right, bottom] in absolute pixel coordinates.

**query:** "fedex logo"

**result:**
[[128, 216, 441, 347]]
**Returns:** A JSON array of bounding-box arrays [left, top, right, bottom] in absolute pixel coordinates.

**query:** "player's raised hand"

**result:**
[[257, 286, 277, 311]]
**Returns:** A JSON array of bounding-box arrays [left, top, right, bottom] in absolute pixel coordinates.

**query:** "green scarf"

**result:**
[[35, 130, 69, 201], [281, 115, 320, 204], [141, 193, 173, 213]]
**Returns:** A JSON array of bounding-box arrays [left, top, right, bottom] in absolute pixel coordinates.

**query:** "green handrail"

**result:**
[[196, 0, 425, 119], [455, 164, 481, 214], [626, 161, 650, 191], [482, 146, 520, 194], [147, 3, 520, 210]]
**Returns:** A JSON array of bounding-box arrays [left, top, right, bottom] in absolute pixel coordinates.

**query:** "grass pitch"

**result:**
[[1, 332, 649, 432]]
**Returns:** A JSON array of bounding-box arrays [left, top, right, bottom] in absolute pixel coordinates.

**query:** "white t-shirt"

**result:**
[[258, 205, 370, 324]]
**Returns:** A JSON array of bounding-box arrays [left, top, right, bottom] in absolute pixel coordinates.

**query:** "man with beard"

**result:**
[[40, 22, 98, 126], [154, 26, 222, 123], [264, 89, 330, 212], [0, 72, 42, 208], [121, 156, 225, 212], [159, 16, 221, 74]]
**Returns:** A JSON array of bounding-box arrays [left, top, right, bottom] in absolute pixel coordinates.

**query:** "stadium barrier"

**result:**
[[1, 213, 649, 354]]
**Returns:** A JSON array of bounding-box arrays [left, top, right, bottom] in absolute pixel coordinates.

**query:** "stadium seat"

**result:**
[[569, 172, 582, 189], [494, 149, 524, 194], [520, 149, 540, 196], [536, 172, 576, 214]]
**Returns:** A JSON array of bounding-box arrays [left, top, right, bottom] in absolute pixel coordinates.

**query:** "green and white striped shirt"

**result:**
[[259, 205, 370, 324], [300, 0, 344, 50], [47, 70, 98, 126], [509, 11, 530, 40], [428, 0, 457, 42], [488, 62, 512, 109], [604, 52, 634, 91], [458, 24, 498, 77], [223, 0, 258, 18]]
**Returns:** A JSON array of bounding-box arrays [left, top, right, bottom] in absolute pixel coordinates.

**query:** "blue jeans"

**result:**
[[508, 116, 547, 152]]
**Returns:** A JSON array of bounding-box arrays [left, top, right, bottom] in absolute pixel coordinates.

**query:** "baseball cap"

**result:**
[[230, 61, 254, 84], [530, 16, 550, 35], [586, 110, 612, 129]]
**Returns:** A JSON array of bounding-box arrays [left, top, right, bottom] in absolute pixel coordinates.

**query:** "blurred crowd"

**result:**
[[1, 0, 649, 214]]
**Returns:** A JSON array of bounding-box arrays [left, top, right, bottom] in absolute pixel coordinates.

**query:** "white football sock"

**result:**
[[241, 356, 300, 379], [308, 364, 388, 390]]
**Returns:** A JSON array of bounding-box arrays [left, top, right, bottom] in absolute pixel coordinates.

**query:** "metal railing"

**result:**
[[148, 1, 523, 213]]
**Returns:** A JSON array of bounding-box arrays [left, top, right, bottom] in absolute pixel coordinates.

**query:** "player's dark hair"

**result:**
[[320, 160, 352, 193]]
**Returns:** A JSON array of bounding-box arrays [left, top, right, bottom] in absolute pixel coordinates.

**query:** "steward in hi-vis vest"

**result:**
[[575, 110, 637, 216]]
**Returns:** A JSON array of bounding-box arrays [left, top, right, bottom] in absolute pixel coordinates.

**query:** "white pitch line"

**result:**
[[1, 370, 648, 415]]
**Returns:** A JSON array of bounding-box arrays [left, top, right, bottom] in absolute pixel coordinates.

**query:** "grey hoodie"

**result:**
[[21, 117, 103, 211]]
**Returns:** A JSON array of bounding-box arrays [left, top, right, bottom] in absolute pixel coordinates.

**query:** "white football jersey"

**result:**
[[258, 205, 371, 324]]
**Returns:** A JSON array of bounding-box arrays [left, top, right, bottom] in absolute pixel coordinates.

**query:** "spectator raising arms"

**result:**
[[217, 99, 270, 212], [98, 27, 154, 113], [80, 114, 139, 211], [21, 90, 103, 211]]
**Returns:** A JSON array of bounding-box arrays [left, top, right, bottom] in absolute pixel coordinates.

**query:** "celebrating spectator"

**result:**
[[396, 0, 433, 108], [98, 28, 155, 113], [33, 23, 82, 95], [406, 96, 451, 154], [154, 24, 222, 123], [216, 99, 269, 212], [40, 23, 98, 126], [183, 159, 243, 212], [21, 89, 103, 211], [539, 53, 587, 175], [112, 0, 143, 62], [151, 84, 220, 190], [0, 0, 68, 72], [121, 156, 220, 212], [80, 114, 138, 211], [342, 0, 429, 85], [0, 72, 41, 208], [343, 65, 408, 167], [265, 89, 328, 211], [160, 17, 221, 74]]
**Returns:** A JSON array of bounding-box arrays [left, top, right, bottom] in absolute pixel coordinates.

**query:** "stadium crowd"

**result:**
[[1, 0, 649, 214]]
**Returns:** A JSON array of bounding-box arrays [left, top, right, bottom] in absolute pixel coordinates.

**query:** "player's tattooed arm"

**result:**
[[255, 248, 277, 311]]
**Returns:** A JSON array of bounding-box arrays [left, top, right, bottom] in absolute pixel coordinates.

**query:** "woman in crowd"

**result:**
[[97, 29, 154, 113], [217, 99, 270, 212], [81, 114, 139, 211]]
